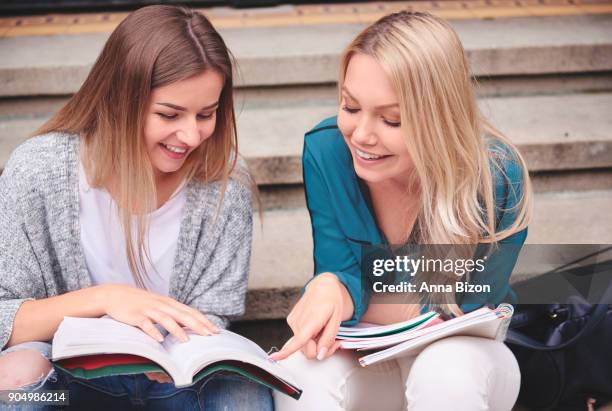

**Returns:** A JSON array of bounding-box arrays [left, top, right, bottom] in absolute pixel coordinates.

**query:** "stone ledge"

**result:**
[[1, 15, 611, 96], [241, 287, 300, 321], [1, 92, 612, 182], [246, 190, 612, 294]]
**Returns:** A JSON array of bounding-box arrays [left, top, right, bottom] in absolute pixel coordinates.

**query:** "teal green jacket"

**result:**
[[303, 117, 528, 326]]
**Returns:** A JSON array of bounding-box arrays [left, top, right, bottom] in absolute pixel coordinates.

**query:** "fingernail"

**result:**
[[317, 347, 328, 361], [181, 334, 189, 342], [155, 333, 164, 342]]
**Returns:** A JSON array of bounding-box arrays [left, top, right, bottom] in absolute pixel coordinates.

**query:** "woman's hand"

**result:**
[[145, 372, 173, 384], [270, 273, 353, 361], [100, 284, 219, 342]]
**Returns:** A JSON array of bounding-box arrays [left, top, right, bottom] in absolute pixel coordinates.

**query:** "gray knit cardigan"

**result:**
[[0, 133, 253, 349]]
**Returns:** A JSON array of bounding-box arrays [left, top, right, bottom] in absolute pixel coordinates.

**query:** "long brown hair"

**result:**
[[37, 5, 240, 287]]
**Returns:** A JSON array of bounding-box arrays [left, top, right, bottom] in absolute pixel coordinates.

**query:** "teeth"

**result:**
[[163, 144, 187, 154], [356, 149, 384, 160]]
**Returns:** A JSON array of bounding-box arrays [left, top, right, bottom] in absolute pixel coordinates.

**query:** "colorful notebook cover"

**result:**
[[55, 355, 302, 400]]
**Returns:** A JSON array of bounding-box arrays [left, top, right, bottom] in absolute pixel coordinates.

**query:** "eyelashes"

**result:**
[[156, 112, 177, 120], [155, 112, 215, 121], [383, 119, 401, 128], [342, 105, 359, 114], [341, 106, 401, 128]]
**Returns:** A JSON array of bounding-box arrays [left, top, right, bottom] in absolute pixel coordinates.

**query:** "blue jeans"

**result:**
[[0, 342, 274, 410], [48, 369, 274, 410]]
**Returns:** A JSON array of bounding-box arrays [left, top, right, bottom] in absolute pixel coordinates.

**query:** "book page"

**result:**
[[339, 306, 494, 349], [358, 315, 506, 366], [163, 329, 299, 388], [52, 317, 182, 381], [354, 304, 514, 366]]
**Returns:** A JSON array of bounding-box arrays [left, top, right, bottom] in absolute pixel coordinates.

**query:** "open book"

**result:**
[[52, 317, 302, 399], [337, 304, 513, 366]]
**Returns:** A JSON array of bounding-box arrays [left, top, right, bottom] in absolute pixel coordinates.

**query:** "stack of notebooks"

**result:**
[[337, 304, 514, 366], [52, 317, 302, 400]]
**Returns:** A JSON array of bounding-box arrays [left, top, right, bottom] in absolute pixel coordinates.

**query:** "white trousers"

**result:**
[[274, 336, 520, 411]]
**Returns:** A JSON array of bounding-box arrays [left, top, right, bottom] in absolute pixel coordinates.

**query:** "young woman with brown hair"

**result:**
[[0, 5, 272, 410]]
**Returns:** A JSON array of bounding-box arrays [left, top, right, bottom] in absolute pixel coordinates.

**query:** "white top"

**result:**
[[78, 163, 186, 296]]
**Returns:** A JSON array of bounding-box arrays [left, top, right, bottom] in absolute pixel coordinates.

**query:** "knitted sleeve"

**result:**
[[0, 143, 45, 349], [184, 177, 253, 329]]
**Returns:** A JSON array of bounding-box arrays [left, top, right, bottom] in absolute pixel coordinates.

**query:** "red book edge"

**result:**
[[57, 354, 154, 370]]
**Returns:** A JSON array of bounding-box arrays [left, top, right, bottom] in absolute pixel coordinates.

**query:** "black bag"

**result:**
[[506, 253, 612, 411]]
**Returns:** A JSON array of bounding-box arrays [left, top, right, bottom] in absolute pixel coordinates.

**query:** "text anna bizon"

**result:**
[[372, 282, 491, 294]]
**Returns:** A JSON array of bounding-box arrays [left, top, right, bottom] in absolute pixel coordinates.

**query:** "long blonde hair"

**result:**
[[36, 5, 239, 288], [340, 12, 533, 314]]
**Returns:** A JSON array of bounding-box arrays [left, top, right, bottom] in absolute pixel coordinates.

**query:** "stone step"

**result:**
[[255, 167, 612, 211], [2, 92, 611, 184], [1, 14, 611, 97], [242, 91, 612, 183], [244, 189, 612, 319]]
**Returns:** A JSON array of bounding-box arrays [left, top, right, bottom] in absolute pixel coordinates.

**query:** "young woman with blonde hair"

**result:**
[[0, 5, 272, 410], [272, 11, 531, 410]]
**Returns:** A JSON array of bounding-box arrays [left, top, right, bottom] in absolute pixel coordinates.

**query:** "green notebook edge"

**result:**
[[54, 363, 164, 379], [337, 311, 438, 338]]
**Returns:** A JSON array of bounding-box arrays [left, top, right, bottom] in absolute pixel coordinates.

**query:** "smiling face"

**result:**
[[338, 53, 414, 188], [144, 69, 224, 181]]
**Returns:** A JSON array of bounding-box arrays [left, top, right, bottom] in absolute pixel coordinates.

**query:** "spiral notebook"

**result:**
[[337, 304, 513, 366]]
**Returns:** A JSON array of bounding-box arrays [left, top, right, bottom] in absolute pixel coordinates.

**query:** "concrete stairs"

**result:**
[[0, 8, 612, 411], [1, 10, 612, 362]]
